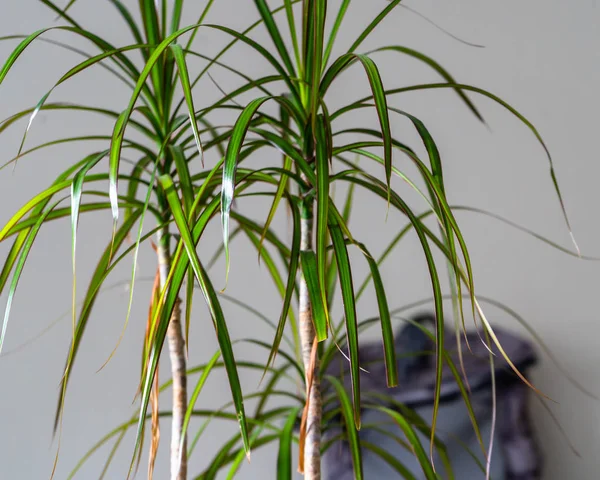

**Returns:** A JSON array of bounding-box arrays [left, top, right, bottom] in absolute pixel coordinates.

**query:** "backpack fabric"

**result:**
[[321, 313, 542, 479]]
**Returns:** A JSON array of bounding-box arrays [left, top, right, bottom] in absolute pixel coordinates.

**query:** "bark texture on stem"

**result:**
[[157, 238, 188, 480], [299, 207, 322, 480]]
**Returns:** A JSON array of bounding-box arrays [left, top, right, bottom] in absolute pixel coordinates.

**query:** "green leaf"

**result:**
[[225, 427, 266, 479], [326, 376, 363, 480], [277, 407, 301, 480], [0, 28, 54, 84], [169, 44, 205, 164], [160, 174, 250, 457], [178, 350, 222, 469], [205, 24, 302, 103], [372, 46, 482, 121], [335, 172, 447, 457], [39, 0, 81, 27], [321, 54, 392, 195], [307, 0, 326, 118], [170, 0, 184, 35], [253, 0, 296, 77], [374, 407, 437, 479], [184, 0, 216, 50], [337, 137, 476, 326], [315, 115, 330, 327], [69, 151, 109, 353], [0, 234, 28, 296], [299, 251, 328, 341], [14, 44, 149, 157], [0, 179, 87, 242], [329, 223, 361, 429], [221, 97, 269, 285], [169, 145, 194, 215], [360, 441, 417, 480], [347, 0, 402, 54], [140, 0, 161, 46], [353, 242, 397, 387], [283, 0, 301, 74], [0, 103, 156, 140], [1, 199, 62, 352], [261, 197, 301, 373], [55, 210, 144, 433], [71, 152, 108, 272], [221, 95, 302, 283], [350, 81, 578, 249], [0, 25, 143, 88], [322, 0, 350, 70], [108, 23, 206, 225], [258, 98, 294, 257], [108, 0, 144, 45], [326, 172, 356, 305]]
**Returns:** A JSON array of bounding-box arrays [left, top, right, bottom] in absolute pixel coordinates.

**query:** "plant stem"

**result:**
[[157, 228, 188, 480], [299, 200, 322, 479]]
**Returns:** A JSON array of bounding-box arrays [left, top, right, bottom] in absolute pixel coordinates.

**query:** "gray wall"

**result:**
[[0, 1, 598, 478]]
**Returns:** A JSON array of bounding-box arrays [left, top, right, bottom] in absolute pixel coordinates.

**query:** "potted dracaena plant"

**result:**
[[0, 1, 578, 479]]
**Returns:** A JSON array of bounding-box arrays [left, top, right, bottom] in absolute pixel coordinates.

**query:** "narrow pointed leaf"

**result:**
[[354, 242, 397, 387], [329, 223, 361, 428], [1, 200, 61, 352], [315, 115, 331, 325], [360, 441, 417, 480], [347, 0, 402, 54], [335, 172, 447, 457], [350, 81, 577, 247], [283, 0, 301, 72], [170, 145, 194, 215], [308, 0, 326, 119], [170, 0, 184, 34], [263, 198, 301, 372], [323, 0, 351, 70], [169, 44, 204, 163], [205, 24, 301, 102], [71, 152, 107, 267], [326, 376, 363, 480], [373, 46, 482, 121], [184, 0, 216, 50], [55, 211, 143, 432], [108, 23, 208, 224], [177, 350, 222, 470], [254, 0, 296, 76], [374, 407, 437, 479], [277, 408, 301, 480], [322, 54, 392, 194], [221, 95, 301, 282], [299, 251, 328, 341], [109, 0, 144, 44]]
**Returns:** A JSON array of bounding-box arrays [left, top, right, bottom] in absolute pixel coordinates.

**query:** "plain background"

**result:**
[[1, 1, 599, 478]]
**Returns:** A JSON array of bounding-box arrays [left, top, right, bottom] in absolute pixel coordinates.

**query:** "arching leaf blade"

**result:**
[[326, 376, 364, 480], [329, 223, 361, 428], [299, 251, 328, 341]]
